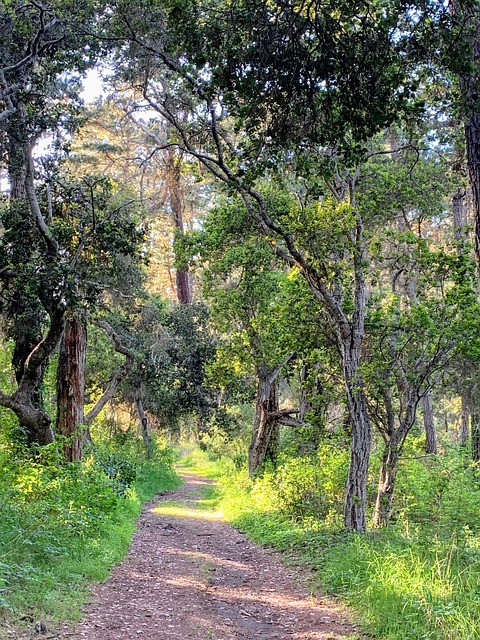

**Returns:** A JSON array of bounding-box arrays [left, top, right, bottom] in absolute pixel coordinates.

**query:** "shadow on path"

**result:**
[[73, 471, 362, 640]]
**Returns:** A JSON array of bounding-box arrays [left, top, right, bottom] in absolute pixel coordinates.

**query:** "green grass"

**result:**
[[0, 448, 181, 633], [182, 447, 480, 640]]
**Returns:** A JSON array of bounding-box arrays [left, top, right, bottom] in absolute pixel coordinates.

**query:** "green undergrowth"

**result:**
[[176, 444, 230, 479], [0, 432, 180, 630], [185, 446, 480, 640]]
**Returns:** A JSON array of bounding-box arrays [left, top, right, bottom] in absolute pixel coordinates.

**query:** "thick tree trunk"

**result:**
[[248, 373, 280, 476], [11, 335, 51, 445], [135, 396, 153, 456], [422, 391, 437, 454], [458, 3, 480, 272], [373, 440, 400, 527], [7, 131, 52, 445], [56, 316, 87, 462]]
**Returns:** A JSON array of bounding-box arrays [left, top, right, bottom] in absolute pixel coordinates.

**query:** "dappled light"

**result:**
[[75, 472, 357, 640], [1, 1, 479, 638]]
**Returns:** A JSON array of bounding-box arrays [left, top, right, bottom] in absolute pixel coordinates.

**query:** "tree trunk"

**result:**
[[167, 146, 192, 304], [84, 358, 134, 426], [56, 316, 87, 462], [248, 373, 280, 476], [472, 410, 480, 462], [373, 439, 400, 527], [343, 353, 372, 533], [298, 364, 313, 423], [458, 3, 480, 272], [11, 334, 52, 445], [453, 188, 467, 244], [460, 394, 470, 446], [422, 391, 437, 454], [135, 396, 153, 456]]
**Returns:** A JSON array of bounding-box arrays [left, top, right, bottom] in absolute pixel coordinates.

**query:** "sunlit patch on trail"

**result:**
[[213, 585, 325, 612], [151, 501, 223, 520], [163, 575, 207, 589], [173, 548, 252, 571]]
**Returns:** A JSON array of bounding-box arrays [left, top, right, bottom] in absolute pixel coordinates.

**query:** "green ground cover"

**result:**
[[182, 446, 480, 640], [0, 434, 180, 630]]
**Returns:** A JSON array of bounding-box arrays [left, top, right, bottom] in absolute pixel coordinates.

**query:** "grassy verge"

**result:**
[[181, 447, 480, 640], [0, 442, 181, 634]]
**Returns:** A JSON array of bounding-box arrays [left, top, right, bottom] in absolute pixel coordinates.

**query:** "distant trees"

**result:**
[[3, 0, 480, 533]]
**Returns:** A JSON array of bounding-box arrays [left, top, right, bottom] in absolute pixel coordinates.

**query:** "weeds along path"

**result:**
[[73, 471, 360, 640]]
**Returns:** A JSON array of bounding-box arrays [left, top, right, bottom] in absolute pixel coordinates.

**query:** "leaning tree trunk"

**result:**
[[422, 390, 437, 454], [248, 372, 280, 476], [11, 334, 53, 445], [56, 316, 87, 462]]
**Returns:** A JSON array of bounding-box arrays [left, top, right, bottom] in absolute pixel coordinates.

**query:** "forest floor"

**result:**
[[32, 471, 362, 640]]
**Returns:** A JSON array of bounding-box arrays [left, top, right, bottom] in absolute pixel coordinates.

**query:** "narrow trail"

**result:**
[[71, 472, 361, 640]]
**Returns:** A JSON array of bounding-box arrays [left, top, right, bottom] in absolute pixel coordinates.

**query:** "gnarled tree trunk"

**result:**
[[56, 315, 87, 461], [248, 370, 280, 476]]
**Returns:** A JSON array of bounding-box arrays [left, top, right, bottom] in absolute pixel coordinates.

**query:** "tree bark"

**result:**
[[167, 146, 192, 304], [373, 439, 400, 527], [422, 390, 437, 454], [248, 371, 280, 476], [457, 2, 480, 272], [56, 316, 87, 462], [298, 364, 313, 423], [453, 188, 467, 244], [343, 358, 371, 533]]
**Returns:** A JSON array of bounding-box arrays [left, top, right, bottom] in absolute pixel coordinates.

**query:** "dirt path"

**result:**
[[71, 472, 361, 640]]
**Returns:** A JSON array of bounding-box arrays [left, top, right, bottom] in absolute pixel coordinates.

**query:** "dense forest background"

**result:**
[[2, 0, 480, 637]]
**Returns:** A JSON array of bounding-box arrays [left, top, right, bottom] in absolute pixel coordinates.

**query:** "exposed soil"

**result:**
[[72, 472, 361, 640], [31, 472, 362, 639]]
